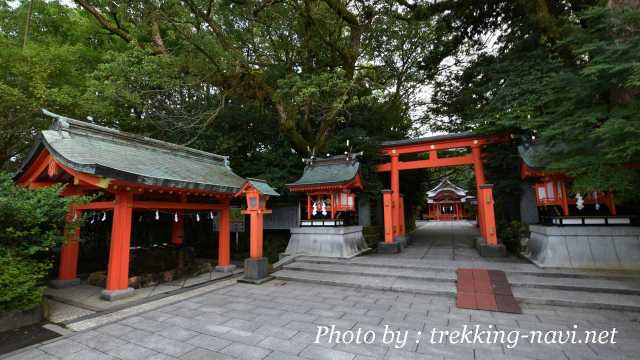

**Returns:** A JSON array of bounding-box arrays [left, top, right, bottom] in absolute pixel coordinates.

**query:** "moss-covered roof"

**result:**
[[246, 178, 280, 196], [518, 143, 556, 169], [287, 154, 360, 187], [381, 131, 477, 147], [15, 110, 246, 193]]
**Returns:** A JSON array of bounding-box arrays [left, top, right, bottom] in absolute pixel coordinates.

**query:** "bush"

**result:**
[[263, 230, 290, 263], [363, 225, 383, 249], [498, 220, 529, 254], [0, 254, 49, 312], [0, 172, 88, 313]]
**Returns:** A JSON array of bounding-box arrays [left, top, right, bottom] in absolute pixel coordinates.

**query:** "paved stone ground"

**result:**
[[6, 279, 640, 360], [6, 221, 639, 360], [384, 221, 526, 264], [46, 269, 240, 313]]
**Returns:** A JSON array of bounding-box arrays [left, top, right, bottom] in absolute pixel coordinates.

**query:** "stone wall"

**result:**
[[526, 225, 640, 270], [285, 226, 369, 258], [264, 204, 300, 230]]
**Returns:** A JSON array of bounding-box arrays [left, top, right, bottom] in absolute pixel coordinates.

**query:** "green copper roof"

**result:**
[[381, 131, 477, 147], [246, 178, 280, 196], [287, 155, 360, 187], [16, 110, 246, 193]]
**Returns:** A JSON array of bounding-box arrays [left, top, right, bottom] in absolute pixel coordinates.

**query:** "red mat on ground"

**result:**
[[456, 268, 522, 313]]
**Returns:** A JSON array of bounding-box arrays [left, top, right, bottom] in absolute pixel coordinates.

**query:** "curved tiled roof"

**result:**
[[427, 178, 468, 198], [15, 110, 246, 193], [287, 155, 360, 188], [381, 131, 477, 147]]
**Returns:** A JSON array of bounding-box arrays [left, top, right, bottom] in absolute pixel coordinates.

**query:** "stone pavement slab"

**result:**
[[4, 279, 640, 360]]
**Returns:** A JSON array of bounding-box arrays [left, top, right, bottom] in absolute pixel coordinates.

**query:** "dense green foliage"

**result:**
[[0, 173, 86, 311], [4, 1, 637, 195], [0, 254, 50, 312], [413, 0, 640, 200]]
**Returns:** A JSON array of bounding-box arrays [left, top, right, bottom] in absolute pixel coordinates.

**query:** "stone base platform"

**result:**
[[525, 225, 640, 270], [474, 237, 507, 257], [377, 241, 402, 254], [100, 288, 134, 301], [284, 226, 369, 258]]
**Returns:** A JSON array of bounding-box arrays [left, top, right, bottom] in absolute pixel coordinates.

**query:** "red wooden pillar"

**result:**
[[472, 144, 486, 238], [382, 190, 394, 243], [216, 202, 235, 272], [390, 151, 401, 239], [257, 209, 264, 254], [479, 185, 498, 246], [399, 195, 405, 235], [172, 194, 187, 245], [171, 216, 185, 245], [102, 191, 134, 300], [56, 209, 80, 286], [608, 192, 617, 216], [560, 181, 570, 216], [306, 194, 312, 220], [330, 193, 336, 219]]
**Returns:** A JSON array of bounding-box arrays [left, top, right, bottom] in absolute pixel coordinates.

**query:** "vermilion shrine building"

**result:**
[[14, 110, 274, 300], [425, 178, 473, 221], [284, 154, 369, 258], [519, 143, 619, 222], [287, 154, 363, 226]]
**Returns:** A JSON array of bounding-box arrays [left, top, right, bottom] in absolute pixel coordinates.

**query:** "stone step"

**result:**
[[272, 268, 640, 312], [294, 256, 640, 280], [272, 269, 456, 297], [283, 262, 456, 282], [512, 287, 640, 312], [283, 262, 640, 295]]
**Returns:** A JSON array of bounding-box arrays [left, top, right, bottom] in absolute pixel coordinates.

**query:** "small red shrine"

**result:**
[[287, 153, 363, 226], [519, 143, 617, 218], [425, 178, 472, 221], [14, 110, 273, 300]]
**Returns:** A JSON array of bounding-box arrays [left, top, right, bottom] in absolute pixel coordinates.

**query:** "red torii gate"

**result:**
[[376, 132, 503, 253]]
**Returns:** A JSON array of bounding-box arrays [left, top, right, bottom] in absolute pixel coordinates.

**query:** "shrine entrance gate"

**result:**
[[376, 132, 501, 250]]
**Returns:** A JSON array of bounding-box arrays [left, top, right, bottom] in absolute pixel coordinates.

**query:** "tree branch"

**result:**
[[74, 0, 136, 44], [322, 0, 359, 26]]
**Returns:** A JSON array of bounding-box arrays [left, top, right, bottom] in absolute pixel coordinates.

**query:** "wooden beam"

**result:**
[[74, 201, 116, 210], [20, 152, 52, 186], [131, 201, 226, 210], [54, 162, 111, 189], [28, 181, 57, 189], [376, 155, 474, 172], [382, 137, 497, 156]]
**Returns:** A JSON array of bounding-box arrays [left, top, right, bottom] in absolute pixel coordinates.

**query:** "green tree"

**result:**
[[73, 0, 432, 156], [0, 0, 122, 170], [404, 0, 640, 200]]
